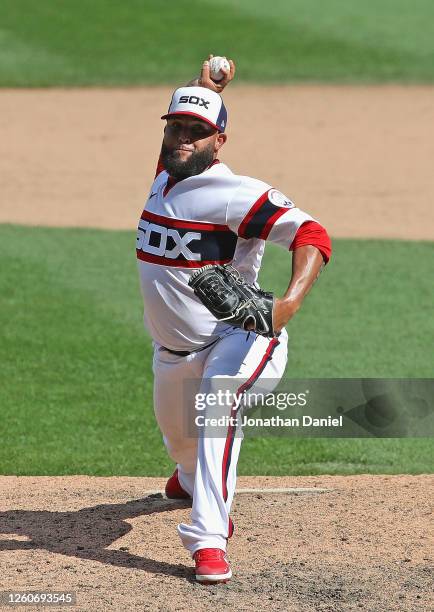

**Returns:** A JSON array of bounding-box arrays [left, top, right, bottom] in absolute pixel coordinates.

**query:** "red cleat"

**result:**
[[165, 469, 191, 499], [194, 548, 232, 584]]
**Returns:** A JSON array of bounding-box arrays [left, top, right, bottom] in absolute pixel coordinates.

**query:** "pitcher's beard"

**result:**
[[161, 142, 215, 180]]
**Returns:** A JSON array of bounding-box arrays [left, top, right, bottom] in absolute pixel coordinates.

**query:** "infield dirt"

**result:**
[[1, 85, 434, 239], [0, 475, 432, 611]]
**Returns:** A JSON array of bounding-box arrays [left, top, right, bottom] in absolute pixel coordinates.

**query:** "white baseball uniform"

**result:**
[[137, 160, 315, 554]]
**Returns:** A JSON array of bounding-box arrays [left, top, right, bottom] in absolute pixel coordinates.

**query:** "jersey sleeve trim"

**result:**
[[289, 220, 332, 263], [238, 189, 294, 240], [261, 207, 290, 240], [237, 190, 269, 238]]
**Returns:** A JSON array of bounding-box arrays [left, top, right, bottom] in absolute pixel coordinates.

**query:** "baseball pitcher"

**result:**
[[136, 56, 332, 583]]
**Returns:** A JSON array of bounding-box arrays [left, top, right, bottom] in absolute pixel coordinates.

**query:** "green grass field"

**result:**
[[1, 2, 433, 477], [1, 225, 432, 476], [1, 0, 434, 86]]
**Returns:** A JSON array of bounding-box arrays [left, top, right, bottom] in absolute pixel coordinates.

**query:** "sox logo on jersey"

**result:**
[[136, 208, 238, 268], [137, 219, 201, 260]]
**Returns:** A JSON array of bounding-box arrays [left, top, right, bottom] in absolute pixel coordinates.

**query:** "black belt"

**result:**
[[161, 338, 219, 357]]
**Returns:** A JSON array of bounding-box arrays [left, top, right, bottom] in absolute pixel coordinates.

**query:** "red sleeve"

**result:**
[[155, 154, 165, 178], [289, 220, 332, 263]]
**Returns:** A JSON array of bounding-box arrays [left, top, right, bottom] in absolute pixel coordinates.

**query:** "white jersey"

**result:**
[[136, 161, 313, 351]]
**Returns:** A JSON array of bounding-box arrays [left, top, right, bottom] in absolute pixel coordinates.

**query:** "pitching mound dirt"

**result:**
[[1, 86, 434, 239], [0, 475, 432, 611]]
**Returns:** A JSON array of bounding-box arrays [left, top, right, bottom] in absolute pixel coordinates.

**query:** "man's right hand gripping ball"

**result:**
[[187, 54, 236, 93]]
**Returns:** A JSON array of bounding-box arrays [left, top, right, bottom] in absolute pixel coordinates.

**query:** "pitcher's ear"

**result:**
[[215, 133, 227, 151]]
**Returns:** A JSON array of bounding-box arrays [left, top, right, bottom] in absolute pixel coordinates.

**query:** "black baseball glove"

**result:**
[[188, 264, 275, 338]]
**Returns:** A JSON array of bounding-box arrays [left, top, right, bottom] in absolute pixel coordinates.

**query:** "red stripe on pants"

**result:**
[[221, 337, 279, 502]]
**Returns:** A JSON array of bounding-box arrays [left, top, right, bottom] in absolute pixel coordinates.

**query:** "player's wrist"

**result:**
[[278, 296, 301, 317], [273, 297, 300, 332]]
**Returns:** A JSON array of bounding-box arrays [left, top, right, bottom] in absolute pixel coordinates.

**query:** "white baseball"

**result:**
[[209, 56, 230, 81]]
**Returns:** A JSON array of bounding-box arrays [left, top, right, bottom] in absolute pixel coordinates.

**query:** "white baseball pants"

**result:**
[[152, 327, 288, 555]]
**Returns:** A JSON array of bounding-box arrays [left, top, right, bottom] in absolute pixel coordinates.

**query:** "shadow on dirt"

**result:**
[[0, 494, 194, 581]]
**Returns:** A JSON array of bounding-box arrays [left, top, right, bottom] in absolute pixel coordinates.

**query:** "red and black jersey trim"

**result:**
[[221, 336, 280, 502], [136, 209, 237, 268], [238, 190, 290, 240]]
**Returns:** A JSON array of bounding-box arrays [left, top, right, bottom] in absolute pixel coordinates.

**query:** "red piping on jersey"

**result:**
[[289, 220, 332, 263], [260, 207, 289, 240], [136, 250, 232, 268], [141, 208, 232, 232], [238, 190, 270, 238], [221, 336, 280, 502]]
